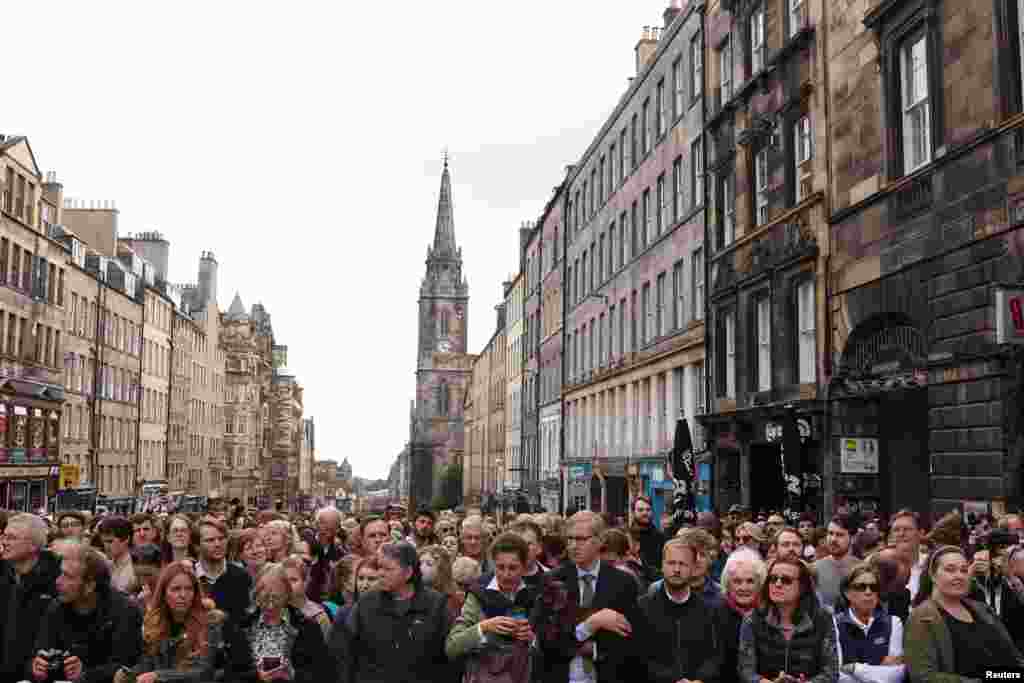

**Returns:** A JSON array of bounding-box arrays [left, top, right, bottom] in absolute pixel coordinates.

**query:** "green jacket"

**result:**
[[904, 598, 1024, 683], [445, 591, 486, 660]]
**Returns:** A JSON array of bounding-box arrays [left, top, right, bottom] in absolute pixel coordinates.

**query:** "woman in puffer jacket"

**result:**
[[738, 557, 838, 683]]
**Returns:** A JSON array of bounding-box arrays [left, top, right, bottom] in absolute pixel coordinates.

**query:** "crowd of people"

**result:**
[[0, 500, 1023, 683]]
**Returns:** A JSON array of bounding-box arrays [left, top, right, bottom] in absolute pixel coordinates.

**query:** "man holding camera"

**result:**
[[32, 544, 142, 683]]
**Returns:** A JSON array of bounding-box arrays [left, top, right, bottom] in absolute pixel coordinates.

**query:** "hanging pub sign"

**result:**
[[995, 286, 1024, 344]]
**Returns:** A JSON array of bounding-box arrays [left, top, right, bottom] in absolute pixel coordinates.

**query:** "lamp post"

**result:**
[[494, 455, 504, 527]]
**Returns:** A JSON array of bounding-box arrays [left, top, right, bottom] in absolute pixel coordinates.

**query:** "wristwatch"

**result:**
[[841, 664, 856, 675]]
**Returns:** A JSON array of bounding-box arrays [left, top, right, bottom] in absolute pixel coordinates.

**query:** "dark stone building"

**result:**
[[824, 0, 1024, 520], [701, 0, 828, 517]]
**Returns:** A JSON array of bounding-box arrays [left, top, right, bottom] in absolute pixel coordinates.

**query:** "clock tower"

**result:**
[[409, 158, 472, 510]]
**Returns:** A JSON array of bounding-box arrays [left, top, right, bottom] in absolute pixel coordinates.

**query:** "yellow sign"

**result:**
[[59, 464, 80, 490]]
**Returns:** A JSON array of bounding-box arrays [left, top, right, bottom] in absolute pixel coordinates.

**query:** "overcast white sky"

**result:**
[[5, 1, 674, 480]]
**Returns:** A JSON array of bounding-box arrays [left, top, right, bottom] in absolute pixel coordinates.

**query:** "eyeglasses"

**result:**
[[566, 535, 593, 544], [60, 520, 83, 528], [767, 574, 797, 587], [849, 582, 878, 593]]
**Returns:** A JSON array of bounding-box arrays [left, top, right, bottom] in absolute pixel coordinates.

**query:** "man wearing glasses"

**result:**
[[0, 513, 62, 681], [196, 517, 253, 626], [542, 510, 639, 683]]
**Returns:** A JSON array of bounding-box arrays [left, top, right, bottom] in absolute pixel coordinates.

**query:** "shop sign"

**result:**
[[568, 464, 589, 481], [0, 465, 54, 478], [839, 438, 879, 474], [59, 464, 81, 490], [995, 287, 1024, 344]]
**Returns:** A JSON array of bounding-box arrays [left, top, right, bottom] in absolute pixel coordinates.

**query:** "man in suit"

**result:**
[[539, 510, 639, 683]]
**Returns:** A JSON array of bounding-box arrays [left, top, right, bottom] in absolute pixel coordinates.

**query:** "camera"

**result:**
[[38, 649, 68, 680]]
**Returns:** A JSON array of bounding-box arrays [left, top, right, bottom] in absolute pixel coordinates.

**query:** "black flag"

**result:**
[[781, 409, 802, 519], [671, 415, 695, 515]]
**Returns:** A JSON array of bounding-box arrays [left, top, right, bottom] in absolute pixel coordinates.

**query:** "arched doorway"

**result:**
[[833, 314, 931, 518]]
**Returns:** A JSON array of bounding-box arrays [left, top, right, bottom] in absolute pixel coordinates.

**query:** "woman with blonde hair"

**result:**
[[237, 563, 331, 683], [262, 520, 294, 563], [117, 561, 224, 683]]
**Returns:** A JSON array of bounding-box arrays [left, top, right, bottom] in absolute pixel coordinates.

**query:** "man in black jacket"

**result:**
[[196, 517, 253, 626], [540, 511, 640, 683], [637, 538, 721, 683], [0, 513, 61, 682], [630, 497, 665, 579], [32, 544, 142, 683]]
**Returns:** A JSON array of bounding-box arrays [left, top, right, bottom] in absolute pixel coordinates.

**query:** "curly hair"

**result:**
[[143, 561, 210, 662]]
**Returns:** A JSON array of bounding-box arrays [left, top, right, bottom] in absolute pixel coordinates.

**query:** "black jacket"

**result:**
[[202, 562, 254, 628], [631, 524, 666, 578], [34, 588, 143, 683], [638, 587, 721, 683], [336, 586, 452, 683], [538, 561, 640, 683], [0, 550, 61, 682], [713, 601, 746, 683], [233, 606, 331, 683]]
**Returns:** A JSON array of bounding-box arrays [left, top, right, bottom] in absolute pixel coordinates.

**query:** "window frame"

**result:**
[[755, 146, 770, 226], [869, 0, 943, 179], [691, 33, 704, 102], [693, 247, 705, 321], [796, 278, 817, 384], [750, 5, 766, 74], [755, 295, 772, 392], [794, 113, 813, 203], [720, 36, 733, 102]]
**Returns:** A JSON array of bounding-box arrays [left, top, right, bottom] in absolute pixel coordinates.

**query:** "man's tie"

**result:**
[[580, 573, 595, 608], [580, 574, 596, 678]]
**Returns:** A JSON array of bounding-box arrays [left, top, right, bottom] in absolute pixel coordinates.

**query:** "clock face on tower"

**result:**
[[437, 339, 452, 353]]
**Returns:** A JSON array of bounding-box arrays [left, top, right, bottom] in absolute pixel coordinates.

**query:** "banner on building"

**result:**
[[59, 464, 80, 490]]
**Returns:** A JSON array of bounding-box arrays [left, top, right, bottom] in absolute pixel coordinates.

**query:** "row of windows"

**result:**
[[567, 146, 704, 312], [567, 248, 704, 383], [566, 363, 705, 459], [64, 354, 139, 403], [568, 28, 705, 243], [716, 279, 816, 399]]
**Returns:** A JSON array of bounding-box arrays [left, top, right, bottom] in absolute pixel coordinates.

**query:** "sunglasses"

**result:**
[[849, 582, 878, 593], [767, 574, 797, 587]]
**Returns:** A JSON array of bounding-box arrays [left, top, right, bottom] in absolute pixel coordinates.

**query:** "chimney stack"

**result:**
[[635, 26, 660, 76], [663, 0, 682, 29]]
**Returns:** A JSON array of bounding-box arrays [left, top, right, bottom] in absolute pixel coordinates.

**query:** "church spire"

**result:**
[[431, 157, 458, 257]]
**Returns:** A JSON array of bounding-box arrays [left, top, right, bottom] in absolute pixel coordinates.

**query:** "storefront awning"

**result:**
[[1, 379, 64, 402]]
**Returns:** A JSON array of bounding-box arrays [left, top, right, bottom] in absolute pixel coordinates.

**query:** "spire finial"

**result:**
[[442, 146, 449, 170]]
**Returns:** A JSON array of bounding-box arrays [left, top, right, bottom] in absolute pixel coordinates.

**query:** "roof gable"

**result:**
[[0, 137, 42, 179]]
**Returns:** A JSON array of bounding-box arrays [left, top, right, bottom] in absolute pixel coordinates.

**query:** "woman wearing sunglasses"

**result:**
[[738, 557, 837, 683], [834, 565, 905, 683], [904, 545, 1024, 681]]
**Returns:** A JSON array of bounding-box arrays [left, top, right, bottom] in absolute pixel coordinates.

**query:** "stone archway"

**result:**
[[834, 313, 931, 517]]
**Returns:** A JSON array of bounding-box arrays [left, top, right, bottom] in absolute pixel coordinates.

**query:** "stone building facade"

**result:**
[[463, 302, 505, 504], [538, 186, 565, 513], [0, 138, 67, 511], [562, 4, 707, 520], [504, 273, 524, 493], [700, 0, 830, 516], [822, 0, 1024, 520], [62, 202, 143, 507], [220, 294, 273, 504], [523, 223, 541, 505], [409, 161, 473, 511]]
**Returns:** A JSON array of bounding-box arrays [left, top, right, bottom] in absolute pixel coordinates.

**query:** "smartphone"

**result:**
[[509, 607, 529, 621], [260, 657, 282, 671]]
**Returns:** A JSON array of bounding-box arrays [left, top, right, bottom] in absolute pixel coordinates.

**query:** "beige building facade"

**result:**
[[463, 301, 506, 503]]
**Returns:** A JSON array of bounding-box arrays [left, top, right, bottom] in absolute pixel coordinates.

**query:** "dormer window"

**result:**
[[750, 6, 765, 74]]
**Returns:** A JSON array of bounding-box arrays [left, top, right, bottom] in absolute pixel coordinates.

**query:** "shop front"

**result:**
[[704, 405, 824, 520], [0, 378, 64, 512], [563, 462, 591, 514]]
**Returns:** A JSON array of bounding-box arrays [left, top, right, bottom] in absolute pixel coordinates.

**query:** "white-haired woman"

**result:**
[[715, 547, 766, 683], [263, 520, 295, 563]]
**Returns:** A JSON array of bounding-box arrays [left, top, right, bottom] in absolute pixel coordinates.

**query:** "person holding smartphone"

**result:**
[[445, 533, 538, 683], [235, 563, 330, 683], [738, 557, 838, 683]]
